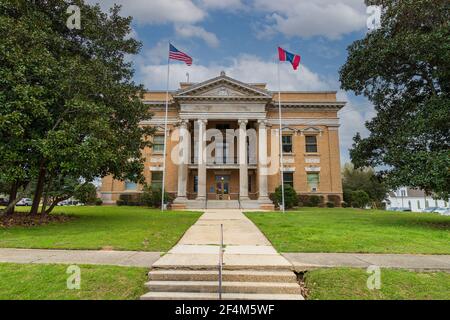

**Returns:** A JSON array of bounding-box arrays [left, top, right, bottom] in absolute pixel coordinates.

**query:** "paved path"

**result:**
[[0, 248, 161, 267], [284, 253, 450, 272], [152, 209, 292, 270]]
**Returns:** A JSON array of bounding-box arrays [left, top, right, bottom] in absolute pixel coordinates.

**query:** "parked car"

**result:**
[[16, 198, 33, 206], [58, 199, 83, 206], [422, 207, 439, 213], [0, 197, 9, 206], [434, 208, 450, 215]]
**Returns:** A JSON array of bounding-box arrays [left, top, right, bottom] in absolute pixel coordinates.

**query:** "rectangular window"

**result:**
[[152, 135, 165, 153], [151, 172, 163, 189], [282, 135, 293, 153], [283, 172, 294, 188], [305, 135, 318, 153], [307, 173, 320, 189], [125, 180, 137, 190], [248, 175, 252, 192], [193, 175, 198, 193]]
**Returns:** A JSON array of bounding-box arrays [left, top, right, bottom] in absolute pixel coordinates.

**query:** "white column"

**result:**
[[238, 119, 249, 200], [175, 120, 190, 201], [258, 120, 269, 201], [196, 119, 207, 201]]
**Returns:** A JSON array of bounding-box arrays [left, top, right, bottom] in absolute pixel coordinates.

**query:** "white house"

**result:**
[[386, 187, 449, 212]]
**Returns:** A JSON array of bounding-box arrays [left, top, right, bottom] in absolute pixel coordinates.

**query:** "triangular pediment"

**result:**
[[174, 73, 271, 100]]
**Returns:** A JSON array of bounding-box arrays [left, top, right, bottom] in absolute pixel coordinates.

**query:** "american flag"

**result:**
[[169, 44, 193, 66]]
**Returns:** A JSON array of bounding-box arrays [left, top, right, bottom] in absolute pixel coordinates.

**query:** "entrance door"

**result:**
[[215, 175, 230, 200]]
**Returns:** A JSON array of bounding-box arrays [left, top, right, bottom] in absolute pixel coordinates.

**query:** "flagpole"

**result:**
[[161, 46, 171, 212], [277, 60, 285, 213]]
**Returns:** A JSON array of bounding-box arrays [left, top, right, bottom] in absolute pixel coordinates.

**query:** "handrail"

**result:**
[[218, 223, 224, 300]]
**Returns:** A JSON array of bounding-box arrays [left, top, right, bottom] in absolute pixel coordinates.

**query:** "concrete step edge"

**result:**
[[140, 292, 304, 300]]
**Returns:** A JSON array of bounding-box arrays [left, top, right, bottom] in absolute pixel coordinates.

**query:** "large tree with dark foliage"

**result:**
[[0, 0, 153, 215], [340, 0, 450, 198]]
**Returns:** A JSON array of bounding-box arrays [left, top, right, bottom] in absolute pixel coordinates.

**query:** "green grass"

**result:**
[[0, 263, 147, 300], [0, 206, 201, 251], [305, 267, 450, 300], [246, 208, 450, 254]]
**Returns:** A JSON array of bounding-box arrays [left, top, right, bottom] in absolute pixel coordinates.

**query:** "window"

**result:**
[[151, 172, 163, 189], [417, 200, 421, 209], [125, 180, 137, 190], [248, 175, 253, 192], [193, 175, 198, 193], [305, 135, 318, 153], [425, 200, 429, 208], [307, 173, 320, 190], [282, 135, 293, 153], [283, 172, 294, 188], [152, 136, 165, 153]]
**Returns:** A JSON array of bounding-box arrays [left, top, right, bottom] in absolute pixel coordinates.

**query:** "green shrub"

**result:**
[[308, 195, 323, 207], [326, 201, 335, 208], [327, 195, 341, 207], [74, 183, 98, 204], [274, 185, 298, 209], [351, 190, 370, 209], [116, 200, 125, 206], [95, 198, 103, 206], [141, 185, 172, 208], [341, 201, 348, 208], [118, 193, 142, 206]]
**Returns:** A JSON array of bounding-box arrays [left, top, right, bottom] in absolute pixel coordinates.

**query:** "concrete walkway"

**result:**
[[152, 209, 292, 270], [284, 253, 450, 272], [0, 248, 161, 267]]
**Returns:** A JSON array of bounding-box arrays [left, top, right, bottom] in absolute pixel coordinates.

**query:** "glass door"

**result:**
[[215, 175, 230, 200]]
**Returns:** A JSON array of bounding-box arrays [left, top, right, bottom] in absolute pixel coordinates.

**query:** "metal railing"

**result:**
[[218, 223, 224, 300]]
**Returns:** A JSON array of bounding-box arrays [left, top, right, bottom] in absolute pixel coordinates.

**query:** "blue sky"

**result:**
[[89, 0, 376, 164]]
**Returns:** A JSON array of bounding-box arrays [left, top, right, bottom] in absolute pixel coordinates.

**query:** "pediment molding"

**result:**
[[174, 74, 272, 101]]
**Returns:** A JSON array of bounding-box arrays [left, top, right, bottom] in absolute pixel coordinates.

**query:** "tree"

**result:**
[[342, 163, 387, 208], [340, 0, 450, 199], [351, 190, 370, 209], [74, 182, 97, 205], [274, 185, 298, 209], [0, 1, 154, 215]]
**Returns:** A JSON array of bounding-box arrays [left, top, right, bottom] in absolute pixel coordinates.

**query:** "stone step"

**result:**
[[146, 280, 301, 295], [148, 270, 297, 283], [206, 200, 240, 209], [141, 291, 304, 300]]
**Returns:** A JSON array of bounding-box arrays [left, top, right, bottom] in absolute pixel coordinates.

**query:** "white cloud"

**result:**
[[175, 25, 220, 48], [139, 54, 332, 91], [88, 0, 205, 24], [199, 0, 244, 10], [337, 92, 376, 164], [253, 0, 367, 40]]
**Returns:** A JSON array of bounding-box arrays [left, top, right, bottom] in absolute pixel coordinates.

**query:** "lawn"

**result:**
[[0, 263, 147, 300], [304, 267, 450, 300], [246, 208, 450, 254], [0, 206, 201, 251]]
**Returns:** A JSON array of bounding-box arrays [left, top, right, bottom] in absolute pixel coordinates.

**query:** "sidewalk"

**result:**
[[152, 209, 292, 270], [0, 248, 161, 267], [284, 253, 450, 272]]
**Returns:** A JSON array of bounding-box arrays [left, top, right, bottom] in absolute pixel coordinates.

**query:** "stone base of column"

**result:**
[[172, 197, 188, 210]]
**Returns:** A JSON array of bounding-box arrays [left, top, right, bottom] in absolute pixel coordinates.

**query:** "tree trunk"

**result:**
[[45, 196, 68, 215], [5, 181, 19, 215], [30, 161, 46, 215]]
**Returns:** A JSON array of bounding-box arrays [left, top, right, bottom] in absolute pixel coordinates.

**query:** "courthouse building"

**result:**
[[100, 72, 345, 209]]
